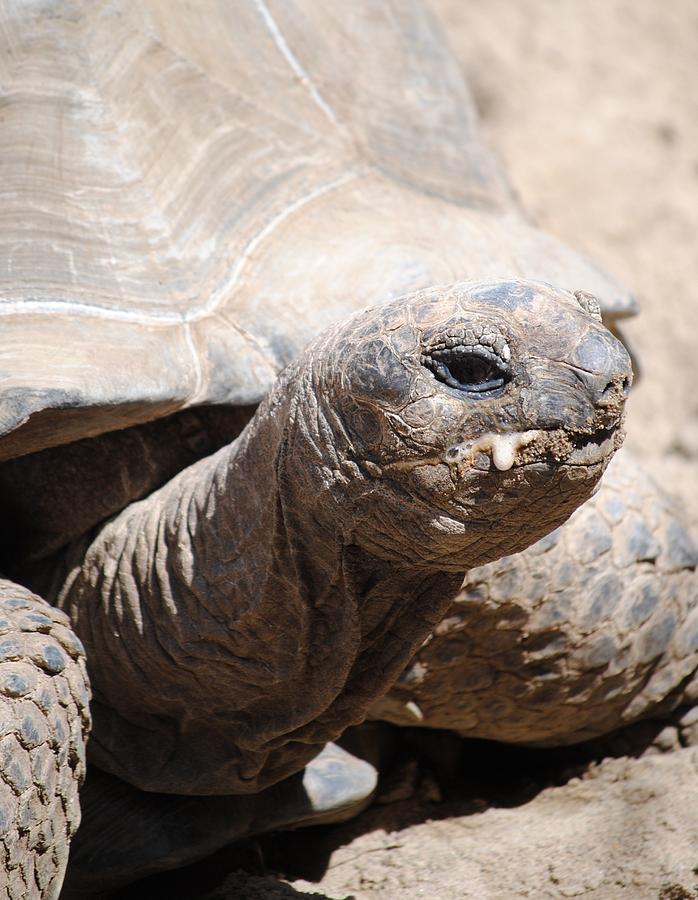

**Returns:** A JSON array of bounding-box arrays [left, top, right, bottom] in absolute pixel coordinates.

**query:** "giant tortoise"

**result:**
[[0, 2, 694, 898]]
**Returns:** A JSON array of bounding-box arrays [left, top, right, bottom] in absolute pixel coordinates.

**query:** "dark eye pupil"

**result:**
[[423, 347, 509, 394], [448, 356, 494, 386]]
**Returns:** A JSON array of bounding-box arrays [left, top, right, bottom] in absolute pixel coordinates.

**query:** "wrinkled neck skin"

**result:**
[[51, 347, 604, 796], [49, 362, 454, 795]]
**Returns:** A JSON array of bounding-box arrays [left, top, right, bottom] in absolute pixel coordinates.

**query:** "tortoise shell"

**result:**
[[0, 0, 635, 462]]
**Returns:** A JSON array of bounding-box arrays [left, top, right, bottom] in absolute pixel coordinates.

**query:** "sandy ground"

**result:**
[[146, 3, 698, 898]]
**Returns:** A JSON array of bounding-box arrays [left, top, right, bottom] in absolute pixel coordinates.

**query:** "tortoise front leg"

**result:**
[[0, 581, 90, 900], [61, 742, 377, 896]]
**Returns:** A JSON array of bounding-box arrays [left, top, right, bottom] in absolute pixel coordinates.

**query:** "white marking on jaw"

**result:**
[[444, 430, 542, 475], [381, 430, 543, 477], [252, 0, 339, 127], [470, 430, 541, 471]]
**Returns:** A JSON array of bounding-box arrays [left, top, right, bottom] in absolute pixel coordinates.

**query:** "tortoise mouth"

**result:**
[[377, 423, 622, 481], [562, 426, 618, 467], [352, 425, 618, 564], [445, 423, 621, 474], [516, 424, 622, 470]]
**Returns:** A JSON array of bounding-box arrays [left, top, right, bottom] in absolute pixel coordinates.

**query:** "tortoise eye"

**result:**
[[422, 347, 510, 394]]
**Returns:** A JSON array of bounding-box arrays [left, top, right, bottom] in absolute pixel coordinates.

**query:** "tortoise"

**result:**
[[1, 1, 695, 897]]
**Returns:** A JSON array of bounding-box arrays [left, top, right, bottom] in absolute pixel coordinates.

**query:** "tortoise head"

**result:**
[[283, 280, 632, 572]]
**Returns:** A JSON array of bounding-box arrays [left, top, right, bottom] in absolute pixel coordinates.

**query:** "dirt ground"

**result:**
[[171, 2, 698, 898]]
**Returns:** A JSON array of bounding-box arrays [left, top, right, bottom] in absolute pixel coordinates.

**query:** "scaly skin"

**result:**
[[8, 280, 629, 890], [374, 450, 698, 744], [0, 583, 90, 900], [47, 282, 628, 801]]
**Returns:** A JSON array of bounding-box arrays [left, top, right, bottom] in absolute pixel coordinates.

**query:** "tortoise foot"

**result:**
[[61, 742, 377, 896], [0, 582, 90, 900]]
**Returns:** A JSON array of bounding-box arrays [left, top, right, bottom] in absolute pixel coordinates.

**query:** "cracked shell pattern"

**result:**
[[373, 452, 698, 745], [0, 583, 90, 900]]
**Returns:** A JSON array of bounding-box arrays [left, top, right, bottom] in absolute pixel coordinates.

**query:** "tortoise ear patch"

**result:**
[[343, 338, 413, 406]]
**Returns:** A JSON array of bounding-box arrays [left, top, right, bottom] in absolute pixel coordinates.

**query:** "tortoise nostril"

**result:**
[[597, 377, 629, 408], [598, 382, 616, 407]]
